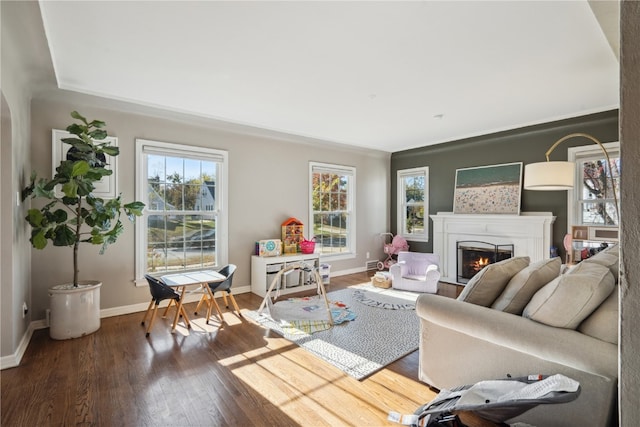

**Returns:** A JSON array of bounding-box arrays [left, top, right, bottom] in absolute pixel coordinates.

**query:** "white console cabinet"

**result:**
[[251, 253, 320, 297]]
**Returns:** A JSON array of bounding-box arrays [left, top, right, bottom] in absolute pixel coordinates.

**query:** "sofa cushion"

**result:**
[[582, 250, 619, 283], [578, 286, 618, 344], [491, 257, 561, 314], [523, 262, 615, 329], [457, 256, 530, 307]]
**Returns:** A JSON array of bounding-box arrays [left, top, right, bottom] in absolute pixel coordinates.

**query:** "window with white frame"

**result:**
[[397, 167, 429, 241], [135, 139, 228, 282], [309, 162, 355, 257], [568, 141, 620, 228]]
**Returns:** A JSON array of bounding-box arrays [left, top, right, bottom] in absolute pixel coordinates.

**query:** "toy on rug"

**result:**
[[257, 261, 348, 334]]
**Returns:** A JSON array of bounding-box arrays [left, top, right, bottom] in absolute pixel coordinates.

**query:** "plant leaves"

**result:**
[[70, 111, 87, 123], [88, 119, 106, 128], [51, 209, 68, 224], [124, 201, 145, 218], [26, 209, 44, 227], [75, 179, 94, 197], [100, 146, 119, 156], [66, 123, 85, 136], [99, 220, 124, 254], [89, 129, 107, 140], [30, 229, 48, 249], [71, 161, 90, 177], [34, 181, 56, 198], [62, 181, 78, 198], [25, 111, 144, 266], [61, 137, 88, 148], [52, 225, 76, 247], [61, 195, 80, 205]]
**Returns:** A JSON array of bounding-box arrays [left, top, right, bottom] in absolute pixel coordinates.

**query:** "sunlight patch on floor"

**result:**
[[171, 316, 223, 336], [349, 281, 420, 303], [229, 351, 355, 425], [220, 311, 242, 325], [217, 345, 275, 366], [368, 368, 438, 405], [211, 282, 434, 425]]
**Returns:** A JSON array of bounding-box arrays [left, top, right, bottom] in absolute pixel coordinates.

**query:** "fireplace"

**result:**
[[456, 240, 514, 284], [430, 212, 555, 285]]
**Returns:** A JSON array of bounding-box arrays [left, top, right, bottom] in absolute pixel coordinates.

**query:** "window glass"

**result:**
[[136, 140, 227, 279], [310, 163, 355, 256], [397, 167, 429, 241], [570, 143, 620, 227]]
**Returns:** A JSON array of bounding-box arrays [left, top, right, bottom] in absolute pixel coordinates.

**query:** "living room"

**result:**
[[2, 1, 639, 425]]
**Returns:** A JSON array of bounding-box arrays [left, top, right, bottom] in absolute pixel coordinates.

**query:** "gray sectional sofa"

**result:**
[[416, 245, 619, 426]]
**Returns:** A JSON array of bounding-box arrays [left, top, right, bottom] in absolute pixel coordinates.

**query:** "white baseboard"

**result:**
[[330, 266, 366, 277], [0, 322, 35, 370]]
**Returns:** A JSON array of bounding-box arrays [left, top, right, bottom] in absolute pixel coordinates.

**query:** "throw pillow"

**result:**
[[457, 256, 530, 307], [491, 257, 561, 314], [583, 252, 619, 283], [578, 286, 618, 345], [523, 262, 615, 329]]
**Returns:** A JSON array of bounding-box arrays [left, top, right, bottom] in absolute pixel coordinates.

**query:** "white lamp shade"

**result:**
[[524, 161, 575, 190]]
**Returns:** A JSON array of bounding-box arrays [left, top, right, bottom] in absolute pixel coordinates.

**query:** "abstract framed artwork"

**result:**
[[52, 129, 118, 198], [453, 162, 523, 215]]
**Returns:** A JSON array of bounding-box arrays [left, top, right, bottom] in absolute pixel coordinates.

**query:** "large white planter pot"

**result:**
[[49, 280, 102, 340]]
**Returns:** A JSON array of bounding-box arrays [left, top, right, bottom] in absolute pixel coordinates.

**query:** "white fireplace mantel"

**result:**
[[430, 212, 556, 285]]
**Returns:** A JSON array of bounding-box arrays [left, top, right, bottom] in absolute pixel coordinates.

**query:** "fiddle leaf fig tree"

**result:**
[[22, 111, 145, 287]]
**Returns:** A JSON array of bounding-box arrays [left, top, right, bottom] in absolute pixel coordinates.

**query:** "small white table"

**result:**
[[161, 270, 226, 331]]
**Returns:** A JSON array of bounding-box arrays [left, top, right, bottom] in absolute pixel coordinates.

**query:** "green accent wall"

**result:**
[[391, 110, 619, 260]]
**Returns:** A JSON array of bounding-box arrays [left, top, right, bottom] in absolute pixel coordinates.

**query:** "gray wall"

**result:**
[[390, 110, 619, 261], [619, 1, 639, 425], [28, 94, 390, 320], [0, 1, 35, 358]]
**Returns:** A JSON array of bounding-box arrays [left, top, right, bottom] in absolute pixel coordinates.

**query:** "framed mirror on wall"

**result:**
[[52, 129, 118, 198]]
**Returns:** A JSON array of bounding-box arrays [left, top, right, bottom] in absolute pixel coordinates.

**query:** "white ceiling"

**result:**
[[38, 1, 619, 153]]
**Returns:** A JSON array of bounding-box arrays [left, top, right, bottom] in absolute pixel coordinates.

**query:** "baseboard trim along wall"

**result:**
[[0, 322, 35, 370]]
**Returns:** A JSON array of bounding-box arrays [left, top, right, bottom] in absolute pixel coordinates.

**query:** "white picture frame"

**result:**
[[52, 129, 118, 198]]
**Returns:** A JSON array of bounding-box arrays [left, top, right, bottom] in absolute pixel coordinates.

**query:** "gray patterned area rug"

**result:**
[[246, 287, 420, 380]]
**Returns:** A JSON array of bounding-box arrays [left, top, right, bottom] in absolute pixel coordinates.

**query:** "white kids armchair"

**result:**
[[389, 251, 440, 293]]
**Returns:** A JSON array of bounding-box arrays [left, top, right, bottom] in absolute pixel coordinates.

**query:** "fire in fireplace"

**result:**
[[456, 241, 514, 284]]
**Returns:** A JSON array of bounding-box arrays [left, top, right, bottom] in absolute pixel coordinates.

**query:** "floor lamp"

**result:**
[[523, 132, 619, 263], [523, 132, 619, 220]]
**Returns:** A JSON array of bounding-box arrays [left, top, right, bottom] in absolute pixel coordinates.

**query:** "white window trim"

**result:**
[[397, 166, 429, 242], [567, 141, 620, 231], [309, 161, 356, 261], [134, 139, 229, 286]]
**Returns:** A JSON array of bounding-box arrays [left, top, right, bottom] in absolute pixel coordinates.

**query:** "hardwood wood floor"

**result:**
[[1, 272, 459, 426]]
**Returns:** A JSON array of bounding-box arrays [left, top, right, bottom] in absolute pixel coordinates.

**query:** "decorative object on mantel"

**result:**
[[523, 132, 620, 222], [453, 162, 523, 215]]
